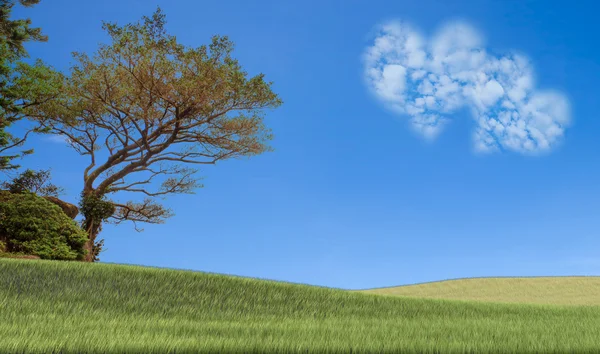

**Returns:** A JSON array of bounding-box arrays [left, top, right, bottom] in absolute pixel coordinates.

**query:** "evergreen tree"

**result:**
[[0, 0, 58, 171]]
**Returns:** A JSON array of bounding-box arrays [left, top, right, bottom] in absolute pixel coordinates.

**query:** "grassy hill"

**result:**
[[2, 259, 600, 353], [360, 276, 600, 306]]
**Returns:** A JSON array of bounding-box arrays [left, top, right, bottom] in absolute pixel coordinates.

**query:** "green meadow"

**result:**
[[2, 258, 600, 353]]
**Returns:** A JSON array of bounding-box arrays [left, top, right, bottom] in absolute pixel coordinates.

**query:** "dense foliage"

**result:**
[[0, 0, 58, 171], [0, 191, 88, 260]]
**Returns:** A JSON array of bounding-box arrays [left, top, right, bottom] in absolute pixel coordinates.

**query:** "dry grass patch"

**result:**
[[360, 276, 600, 306]]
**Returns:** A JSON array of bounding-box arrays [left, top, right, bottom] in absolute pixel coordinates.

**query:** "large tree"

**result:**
[[0, 0, 56, 171], [26, 8, 282, 261]]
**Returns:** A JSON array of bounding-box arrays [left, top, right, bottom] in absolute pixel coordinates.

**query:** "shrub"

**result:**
[[0, 191, 88, 260]]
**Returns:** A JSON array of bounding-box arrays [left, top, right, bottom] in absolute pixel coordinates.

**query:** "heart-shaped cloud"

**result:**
[[364, 21, 571, 154]]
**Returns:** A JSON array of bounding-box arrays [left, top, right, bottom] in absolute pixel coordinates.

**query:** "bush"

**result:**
[[0, 191, 88, 260]]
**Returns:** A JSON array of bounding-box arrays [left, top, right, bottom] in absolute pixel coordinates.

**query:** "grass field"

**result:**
[[2, 258, 600, 353], [360, 276, 600, 306]]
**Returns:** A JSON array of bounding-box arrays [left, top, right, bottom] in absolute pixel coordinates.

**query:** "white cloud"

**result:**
[[45, 134, 70, 144], [364, 20, 571, 154], [378, 64, 406, 101]]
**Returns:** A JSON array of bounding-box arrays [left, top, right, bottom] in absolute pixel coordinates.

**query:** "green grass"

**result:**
[[2, 259, 600, 353], [360, 276, 600, 306]]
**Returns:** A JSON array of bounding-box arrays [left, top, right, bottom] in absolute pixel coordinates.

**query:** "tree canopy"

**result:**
[[25, 8, 282, 261]]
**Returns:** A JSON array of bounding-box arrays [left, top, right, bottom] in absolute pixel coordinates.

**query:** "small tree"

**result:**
[[1, 168, 64, 196], [26, 8, 282, 261]]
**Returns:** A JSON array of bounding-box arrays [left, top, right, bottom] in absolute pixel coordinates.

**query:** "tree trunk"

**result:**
[[81, 187, 98, 262], [82, 216, 102, 262], [83, 240, 93, 262]]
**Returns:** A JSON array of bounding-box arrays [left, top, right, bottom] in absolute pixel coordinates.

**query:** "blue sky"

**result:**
[[9, 0, 600, 289]]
